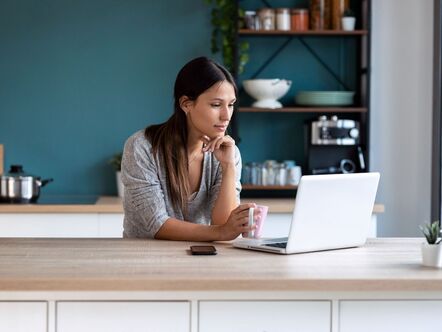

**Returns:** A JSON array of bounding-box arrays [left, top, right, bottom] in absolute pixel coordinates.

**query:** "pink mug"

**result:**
[[243, 205, 269, 239]]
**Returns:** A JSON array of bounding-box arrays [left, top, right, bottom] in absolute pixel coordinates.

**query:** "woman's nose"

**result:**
[[220, 106, 230, 120]]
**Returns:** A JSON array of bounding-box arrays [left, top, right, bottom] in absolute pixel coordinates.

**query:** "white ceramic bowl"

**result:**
[[243, 79, 292, 109]]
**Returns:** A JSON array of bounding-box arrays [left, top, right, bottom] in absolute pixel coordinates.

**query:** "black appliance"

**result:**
[[306, 115, 366, 175]]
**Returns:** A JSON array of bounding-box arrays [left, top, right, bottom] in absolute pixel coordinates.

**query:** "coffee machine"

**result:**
[[305, 115, 366, 175]]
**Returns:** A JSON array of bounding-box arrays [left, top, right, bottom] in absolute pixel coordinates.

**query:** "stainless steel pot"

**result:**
[[0, 165, 53, 203]]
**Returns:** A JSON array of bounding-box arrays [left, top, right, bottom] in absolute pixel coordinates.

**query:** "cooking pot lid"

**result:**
[[1, 165, 38, 180]]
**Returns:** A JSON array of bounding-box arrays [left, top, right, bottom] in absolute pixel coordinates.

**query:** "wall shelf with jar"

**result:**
[[238, 29, 368, 35], [233, 0, 371, 198], [238, 107, 367, 113]]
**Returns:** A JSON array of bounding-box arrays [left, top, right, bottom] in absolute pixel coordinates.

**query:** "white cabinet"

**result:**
[[97, 213, 124, 237], [339, 300, 442, 332], [0, 211, 376, 238], [0, 213, 123, 238], [0, 214, 99, 237], [56, 301, 190, 332], [0, 302, 47, 332], [199, 301, 331, 332]]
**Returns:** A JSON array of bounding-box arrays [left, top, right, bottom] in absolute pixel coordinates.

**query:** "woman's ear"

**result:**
[[179, 96, 193, 115]]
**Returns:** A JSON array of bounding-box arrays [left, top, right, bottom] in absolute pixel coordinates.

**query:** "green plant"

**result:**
[[420, 221, 442, 245], [343, 8, 355, 17], [109, 152, 123, 172], [204, 0, 249, 74]]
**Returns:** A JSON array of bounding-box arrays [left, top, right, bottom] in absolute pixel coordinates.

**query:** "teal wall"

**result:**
[[0, 0, 213, 195], [0, 0, 358, 195]]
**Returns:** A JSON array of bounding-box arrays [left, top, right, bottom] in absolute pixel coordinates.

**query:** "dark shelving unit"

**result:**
[[234, 0, 372, 197]]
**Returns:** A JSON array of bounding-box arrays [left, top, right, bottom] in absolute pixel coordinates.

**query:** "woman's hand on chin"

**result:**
[[201, 134, 236, 168]]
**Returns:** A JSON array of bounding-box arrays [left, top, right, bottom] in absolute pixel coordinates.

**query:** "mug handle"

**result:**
[[248, 207, 255, 238]]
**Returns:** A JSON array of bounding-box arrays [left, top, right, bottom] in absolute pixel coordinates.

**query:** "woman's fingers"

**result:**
[[208, 137, 223, 152], [201, 135, 236, 153]]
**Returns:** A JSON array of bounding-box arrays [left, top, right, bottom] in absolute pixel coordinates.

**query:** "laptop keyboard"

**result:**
[[265, 242, 287, 249]]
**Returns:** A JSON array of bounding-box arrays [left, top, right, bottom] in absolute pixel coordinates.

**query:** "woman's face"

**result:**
[[184, 81, 236, 139]]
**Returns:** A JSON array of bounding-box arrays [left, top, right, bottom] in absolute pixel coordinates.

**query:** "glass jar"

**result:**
[[262, 160, 277, 185], [257, 8, 275, 30], [276, 8, 291, 31], [310, 0, 331, 30], [331, 0, 349, 30], [242, 163, 251, 184], [291, 9, 309, 31], [244, 10, 257, 30], [250, 162, 260, 185], [275, 163, 287, 186], [287, 166, 302, 186]]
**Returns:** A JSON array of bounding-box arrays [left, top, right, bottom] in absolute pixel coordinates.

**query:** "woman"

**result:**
[[121, 56, 256, 241]]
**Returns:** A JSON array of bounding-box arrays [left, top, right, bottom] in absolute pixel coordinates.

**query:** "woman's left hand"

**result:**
[[202, 135, 236, 167]]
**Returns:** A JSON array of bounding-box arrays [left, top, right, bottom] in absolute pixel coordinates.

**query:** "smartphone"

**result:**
[[190, 245, 217, 255]]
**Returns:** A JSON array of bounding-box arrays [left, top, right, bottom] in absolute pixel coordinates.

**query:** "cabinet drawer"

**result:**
[[0, 214, 99, 237], [340, 300, 442, 332], [57, 301, 190, 332], [0, 301, 47, 332], [199, 300, 331, 332]]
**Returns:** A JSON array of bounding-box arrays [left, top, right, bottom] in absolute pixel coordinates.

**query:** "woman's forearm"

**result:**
[[155, 218, 222, 241], [211, 163, 238, 225]]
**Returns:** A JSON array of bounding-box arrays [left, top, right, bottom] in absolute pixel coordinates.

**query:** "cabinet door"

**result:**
[[340, 300, 442, 332], [0, 302, 47, 332], [0, 213, 99, 237], [97, 213, 123, 237], [199, 301, 330, 332], [57, 301, 190, 332]]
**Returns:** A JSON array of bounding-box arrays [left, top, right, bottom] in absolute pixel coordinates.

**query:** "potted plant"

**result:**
[[204, 0, 249, 75], [109, 152, 123, 198], [420, 221, 442, 268], [341, 8, 356, 31]]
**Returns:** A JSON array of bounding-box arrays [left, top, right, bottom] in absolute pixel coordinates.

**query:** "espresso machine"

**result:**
[[305, 115, 366, 175]]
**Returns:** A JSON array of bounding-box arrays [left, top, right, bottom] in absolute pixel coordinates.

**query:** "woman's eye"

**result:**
[[211, 104, 221, 108], [228, 104, 235, 108]]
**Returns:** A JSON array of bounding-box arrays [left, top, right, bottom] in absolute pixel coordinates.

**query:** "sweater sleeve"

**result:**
[[121, 134, 170, 238]]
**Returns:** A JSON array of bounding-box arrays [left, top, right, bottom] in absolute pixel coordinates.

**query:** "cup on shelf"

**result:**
[[342, 17, 356, 31]]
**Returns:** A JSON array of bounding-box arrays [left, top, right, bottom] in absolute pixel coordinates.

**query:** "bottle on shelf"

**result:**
[[310, 0, 331, 30]]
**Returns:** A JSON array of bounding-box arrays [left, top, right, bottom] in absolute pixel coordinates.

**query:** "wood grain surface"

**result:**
[[0, 238, 439, 292]]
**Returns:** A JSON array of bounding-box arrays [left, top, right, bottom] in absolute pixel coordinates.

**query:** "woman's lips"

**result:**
[[214, 125, 227, 132]]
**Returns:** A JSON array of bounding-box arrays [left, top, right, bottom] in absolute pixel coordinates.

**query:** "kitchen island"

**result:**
[[0, 238, 441, 332]]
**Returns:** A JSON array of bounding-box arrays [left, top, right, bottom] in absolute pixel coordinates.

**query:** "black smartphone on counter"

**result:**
[[190, 245, 217, 255]]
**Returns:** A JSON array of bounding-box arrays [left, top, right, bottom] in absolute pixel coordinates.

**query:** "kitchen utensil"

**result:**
[[0, 165, 53, 203], [243, 79, 292, 108], [295, 91, 355, 106]]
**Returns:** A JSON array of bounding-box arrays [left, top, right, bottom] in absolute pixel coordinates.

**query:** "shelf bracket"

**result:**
[[298, 37, 351, 91], [249, 36, 294, 79]]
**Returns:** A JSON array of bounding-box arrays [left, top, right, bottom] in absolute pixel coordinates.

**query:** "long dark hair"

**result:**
[[145, 57, 237, 215]]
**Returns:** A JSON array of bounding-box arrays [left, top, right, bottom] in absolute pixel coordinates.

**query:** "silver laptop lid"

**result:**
[[285, 172, 380, 253]]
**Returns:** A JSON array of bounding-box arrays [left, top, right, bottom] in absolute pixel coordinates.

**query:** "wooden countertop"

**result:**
[[0, 196, 385, 214], [0, 238, 439, 292]]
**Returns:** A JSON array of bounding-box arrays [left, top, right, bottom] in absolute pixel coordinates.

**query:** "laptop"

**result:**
[[233, 172, 380, 254]]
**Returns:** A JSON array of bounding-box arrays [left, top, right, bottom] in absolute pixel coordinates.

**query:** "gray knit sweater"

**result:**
[[121, 130, 242, 238]]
